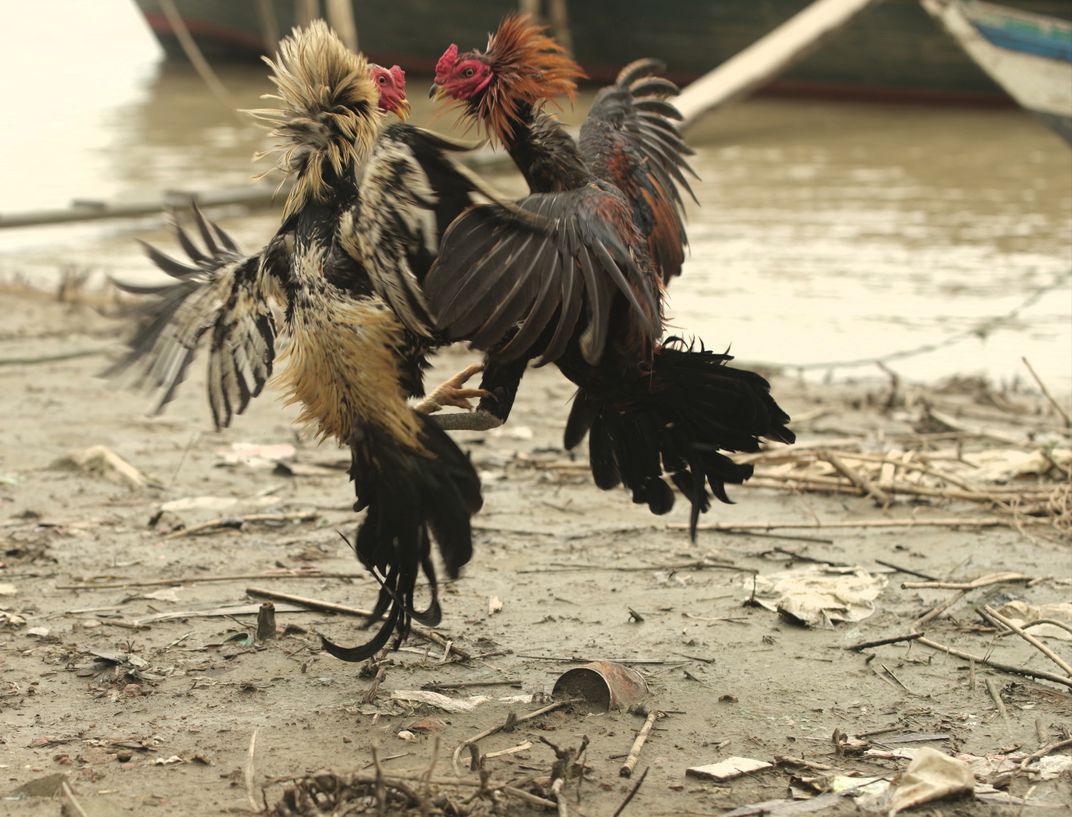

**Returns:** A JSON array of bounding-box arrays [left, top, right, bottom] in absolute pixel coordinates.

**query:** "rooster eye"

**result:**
[[463, 68, 475, 78], [378, 76, 386, 84]]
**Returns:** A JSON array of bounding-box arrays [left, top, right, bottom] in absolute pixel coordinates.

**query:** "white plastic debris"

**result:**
[[887, 748, 974, 815], [216, 442, 296, 469], [488, 595, 504, 615], [1037, 754, 1072, 780], [160, 496, 239, 513], [830, 775, 890, 810], [390, 690, 531, 713], [490, 425, 534, 441], [0, 583, 16, 596], [142, 587, 181, 603], [995, 600, 1072, 641], [686, 756, 773, 781], [391, 689, 480, 712], [961, 447, 1071, 482], [749, 567, 887, 627], [51, 446, 147, 488]]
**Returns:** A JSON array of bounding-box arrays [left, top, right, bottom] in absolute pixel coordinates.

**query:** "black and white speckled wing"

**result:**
[[339, 124, 494, 338], [106, 206, 289, 430]]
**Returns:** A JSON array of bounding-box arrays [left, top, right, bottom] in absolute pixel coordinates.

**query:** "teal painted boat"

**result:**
[[923, 0, 1072, 141], [133, 0, 1072, 101]]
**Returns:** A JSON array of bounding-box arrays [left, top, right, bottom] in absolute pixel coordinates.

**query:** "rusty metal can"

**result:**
[[552, 661, 649, 712]]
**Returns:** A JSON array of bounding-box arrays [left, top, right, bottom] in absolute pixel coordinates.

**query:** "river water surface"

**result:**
[[1, 1, 1069, 390]]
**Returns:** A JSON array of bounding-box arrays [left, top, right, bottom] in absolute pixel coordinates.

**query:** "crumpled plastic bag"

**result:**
[[748, 567, 887, 628], [995, 600, 1072, 641], [888, 748, 974, 815]]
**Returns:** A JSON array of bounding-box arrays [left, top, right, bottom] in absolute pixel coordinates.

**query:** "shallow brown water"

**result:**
[[1, 0, 1069, 390]]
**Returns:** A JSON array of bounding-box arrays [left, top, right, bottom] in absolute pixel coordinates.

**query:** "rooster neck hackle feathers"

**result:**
[[249, 20, 381, 220], [473, 14, 583, 147]]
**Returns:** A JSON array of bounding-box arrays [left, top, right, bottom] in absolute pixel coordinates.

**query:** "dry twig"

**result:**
[[916, 637, 1072, 689], [979, 605, 1072, 677], [823, 451, 890, 505], [612, 767, 649, 817], [620, 710, 661, 778], [163, 511, 318, 540], [678, 517, 1050, 533], [56, 569, 368, 591], [846, 632, 923, 652], [903, 572, 1031, 590], [450, 700, 572, 774], [986, 678, 1011, 730], [1023, 356, 1071, 428], [244, 729, 259, 813], [61, 782, 89, 817]]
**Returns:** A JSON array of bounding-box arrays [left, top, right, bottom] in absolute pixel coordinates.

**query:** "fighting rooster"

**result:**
[[427, 15, 794, 532], [109, 22, 500, 660]]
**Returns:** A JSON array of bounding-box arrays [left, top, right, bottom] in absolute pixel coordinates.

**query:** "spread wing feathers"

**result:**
[[106, 207, 287, 430], [424, 185, 660, 366], [579, 58, 698, 282], [341, 124, 504, 338]]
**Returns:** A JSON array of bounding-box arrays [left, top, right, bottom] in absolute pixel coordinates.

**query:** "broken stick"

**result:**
[[846, 632, 923, 652], [917, 636, 1072, 690], [450, 700, 572, 775], [620, 710, 661, 778], [979, 605, 1072, 677]]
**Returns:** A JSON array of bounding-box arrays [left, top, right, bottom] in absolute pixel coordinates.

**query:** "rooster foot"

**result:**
[[416, 363, 492, 414]]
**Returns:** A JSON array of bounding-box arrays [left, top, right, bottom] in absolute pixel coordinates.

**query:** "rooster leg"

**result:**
[[416, 363, 492, 414], [432, 409, 504, 431]]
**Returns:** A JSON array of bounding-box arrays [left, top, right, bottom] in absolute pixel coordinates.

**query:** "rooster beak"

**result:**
[[428, 83, 444, 101], [395, 98, 412, 121]]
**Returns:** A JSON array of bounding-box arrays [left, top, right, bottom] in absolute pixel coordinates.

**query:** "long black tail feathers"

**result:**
[[566, 340, 794, 540], [320, 415, 482, 662]]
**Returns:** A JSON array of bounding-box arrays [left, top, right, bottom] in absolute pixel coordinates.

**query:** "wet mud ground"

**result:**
[[1, 289, 1070, 816]]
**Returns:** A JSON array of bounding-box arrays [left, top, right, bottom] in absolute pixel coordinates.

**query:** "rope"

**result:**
[[158, 0, 245, 123], [778, 268, 1072, 372]]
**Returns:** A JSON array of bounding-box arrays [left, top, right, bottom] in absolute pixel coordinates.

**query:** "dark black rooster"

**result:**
[[428, 15, 795, 533]]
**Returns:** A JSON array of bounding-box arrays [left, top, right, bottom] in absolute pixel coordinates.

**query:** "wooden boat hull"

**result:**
[[923, 0, 1072, 141], [134, 0, 1072, 102]]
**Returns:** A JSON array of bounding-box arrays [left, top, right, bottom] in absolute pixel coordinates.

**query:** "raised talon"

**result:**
[[416, 363, 491, 413]]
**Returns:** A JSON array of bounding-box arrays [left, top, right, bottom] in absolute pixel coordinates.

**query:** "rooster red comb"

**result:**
[[450, 15, 583, 146], [389, 64, 406, 86], [434, 44, 458, 83]]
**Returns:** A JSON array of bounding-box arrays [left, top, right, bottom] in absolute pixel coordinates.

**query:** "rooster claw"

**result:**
[[416, 363, 492, 414]]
